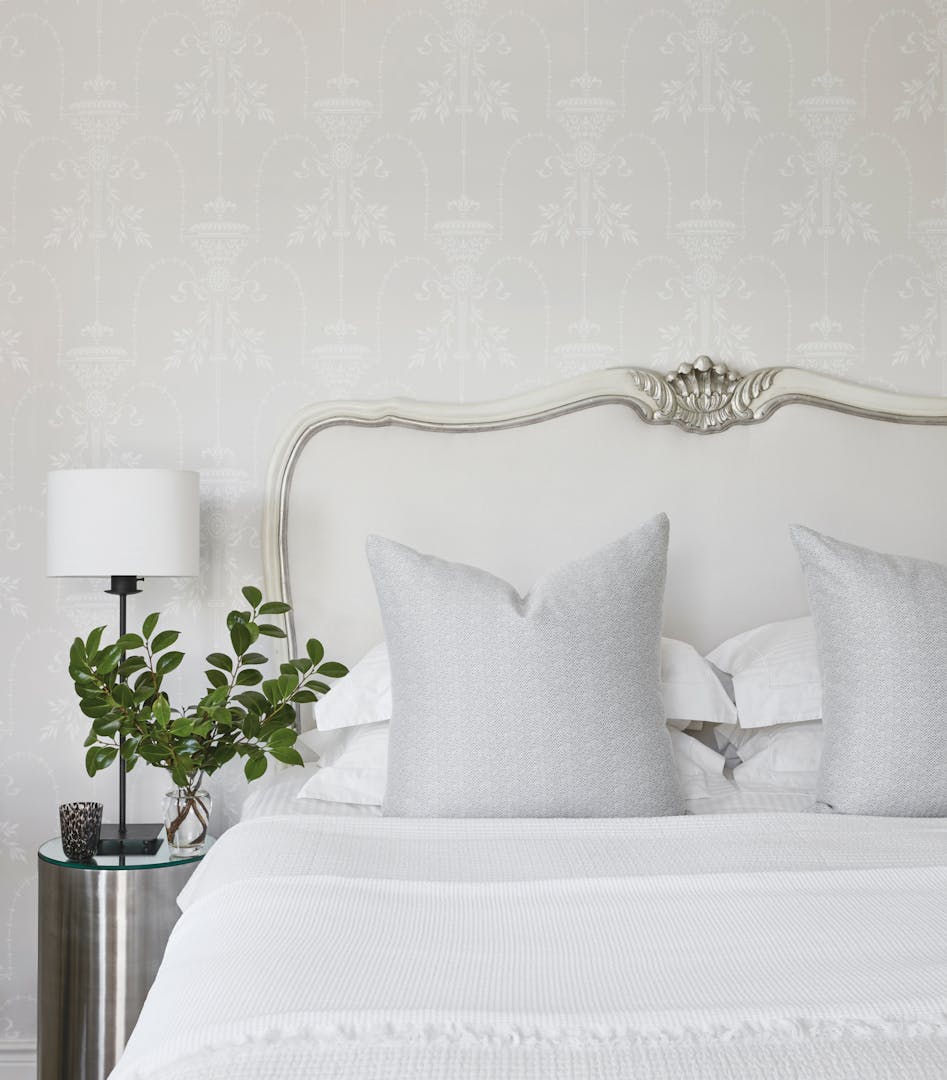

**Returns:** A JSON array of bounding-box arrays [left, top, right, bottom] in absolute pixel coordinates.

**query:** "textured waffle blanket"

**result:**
[[111, 814, 947, 1079]]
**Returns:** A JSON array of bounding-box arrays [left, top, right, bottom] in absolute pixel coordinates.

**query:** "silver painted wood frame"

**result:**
[[262, 359, 947, 673]]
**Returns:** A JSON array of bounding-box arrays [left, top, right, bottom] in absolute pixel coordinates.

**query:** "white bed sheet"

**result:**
[[112, 813, 947, 1080]]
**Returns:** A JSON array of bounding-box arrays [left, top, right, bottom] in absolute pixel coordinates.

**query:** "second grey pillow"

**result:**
[[791, 525, 947, 817], [367, 514, 683, 818]]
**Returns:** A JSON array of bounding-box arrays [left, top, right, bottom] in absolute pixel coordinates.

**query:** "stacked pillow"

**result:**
[[706, 617, 823, 801]]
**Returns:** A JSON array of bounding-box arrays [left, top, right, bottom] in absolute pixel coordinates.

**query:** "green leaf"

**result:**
[[85, 626, 104, 657], [155, 650, 184, 676], [96, 644, 124, 675], [204, 686, 229, 707], [277, 672, 298, 698], [152, 696, 171, 727], [242, 652, 268, 666], [138, 744, 167, 765], [269, 746, 304, 767], [112, 683, 135, 708], [116, 633, 143, 651], [205, 668, 228, 689], [257, 623, 286, 639], [244, 754, 268, 781], [142, 612, 160, 639], [304, 680, 330, 695], [305, 639, 324, 667], [138, 745, 167, 766], [206, 652, 233, 672], [120, 736, 140, 761], [317, 661, 348, 679], [170, 715, 194, 736], [85, 745, 118, 776], [259, 601, 291, 615], [216, 745, 238, 766], [242, 585, 263, 609], [235, 668, 262, 686], [134, 671, 155, 691], [118, 656, 147, 678], [69, 638, 89, 671], [268, 726, 297, 749], [230, 620, 252, 657], [79, 699, 112, 719], [91, 716, 121, 737], [292, 689, 318, 704], [273, 702, 296, 726], [261, 678, 280, 705], [151, 629, 180, 653], [235, 691, 268, 713]]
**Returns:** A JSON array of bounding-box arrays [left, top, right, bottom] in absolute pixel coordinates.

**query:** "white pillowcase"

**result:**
[[315, 637, 736, 733], [659, 637, 736, 728], [298, 723, 729, 808], [715, 719, 823, 795], [297, 721, 388, 805], [705, 617, 821, 729], [314, 643, 391, 731]]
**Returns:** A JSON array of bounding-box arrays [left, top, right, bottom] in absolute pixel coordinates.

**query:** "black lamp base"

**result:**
[[97, 823, 164, 856]]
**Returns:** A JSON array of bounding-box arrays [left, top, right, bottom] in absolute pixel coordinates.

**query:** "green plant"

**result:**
[[68, 585, 347, 788]]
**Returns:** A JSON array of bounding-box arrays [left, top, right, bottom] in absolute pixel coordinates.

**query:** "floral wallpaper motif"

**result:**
[[0, 0, 944, 1063]]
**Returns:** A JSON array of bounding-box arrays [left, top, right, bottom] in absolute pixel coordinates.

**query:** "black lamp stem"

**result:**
[[105, 575, 141, 839]]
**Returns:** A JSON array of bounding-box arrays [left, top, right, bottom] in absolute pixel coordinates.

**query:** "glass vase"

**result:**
[[163, 774, 211, 856]]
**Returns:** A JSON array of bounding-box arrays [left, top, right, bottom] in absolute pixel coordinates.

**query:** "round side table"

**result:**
[[37, 836, 213, 1080]]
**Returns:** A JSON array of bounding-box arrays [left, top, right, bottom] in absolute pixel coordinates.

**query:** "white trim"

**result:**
[[0, 1040, 36, 1078]]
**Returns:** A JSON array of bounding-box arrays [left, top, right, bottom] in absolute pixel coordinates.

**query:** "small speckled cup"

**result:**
[[59, 802, 103, 863]]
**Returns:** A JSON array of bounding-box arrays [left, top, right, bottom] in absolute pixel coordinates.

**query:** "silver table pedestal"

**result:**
[[37, 838, 208, 1080]]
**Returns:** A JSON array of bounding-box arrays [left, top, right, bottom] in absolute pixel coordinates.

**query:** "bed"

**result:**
[[109, 360, 947, 1079]]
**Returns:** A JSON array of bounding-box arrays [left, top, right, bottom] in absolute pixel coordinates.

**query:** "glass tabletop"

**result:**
[[39, 835, 214, 870]]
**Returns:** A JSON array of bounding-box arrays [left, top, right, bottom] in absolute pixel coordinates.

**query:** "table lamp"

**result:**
[[47, 468, 200, 854]]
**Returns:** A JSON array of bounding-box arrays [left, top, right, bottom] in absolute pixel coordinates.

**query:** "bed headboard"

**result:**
[[262, 359, 947, 701]]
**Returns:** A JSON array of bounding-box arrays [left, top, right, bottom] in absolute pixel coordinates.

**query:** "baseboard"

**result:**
[[0, 1040, 35, 1079]]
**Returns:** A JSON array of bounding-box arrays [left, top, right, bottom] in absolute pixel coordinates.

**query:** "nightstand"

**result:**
[[37, 836, 213, 1080]]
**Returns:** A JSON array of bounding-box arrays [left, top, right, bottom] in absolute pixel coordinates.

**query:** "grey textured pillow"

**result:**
[[367, 515, 683, 818], [791, 525, 947, 817]]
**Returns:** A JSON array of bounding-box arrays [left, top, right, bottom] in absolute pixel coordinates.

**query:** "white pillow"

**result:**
[[298, 722, 729, 807], [314, 643, 391, 731], [660, 637, 736, 728], [715, 719, 823, 795], [705, 617, 821, 729], [314, 637, 736, 733], [667, 728, 733, 801], [297, 721, 388, 805]]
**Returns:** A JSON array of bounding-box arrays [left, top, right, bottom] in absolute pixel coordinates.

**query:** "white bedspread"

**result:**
[[111, 814, 947, 1080]]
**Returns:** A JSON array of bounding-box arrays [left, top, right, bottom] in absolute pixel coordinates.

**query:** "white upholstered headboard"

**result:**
[[262, 360, 947, 685]]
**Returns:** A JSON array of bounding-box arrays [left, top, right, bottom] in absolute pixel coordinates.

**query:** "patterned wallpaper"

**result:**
[[1, 0, 945, 1058]]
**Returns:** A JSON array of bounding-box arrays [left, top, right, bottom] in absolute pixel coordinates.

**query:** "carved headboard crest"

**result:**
[[630, 356, 780, 433]]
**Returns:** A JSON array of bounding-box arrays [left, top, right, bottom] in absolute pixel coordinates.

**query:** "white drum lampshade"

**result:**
[[47, 468, 200, 578]]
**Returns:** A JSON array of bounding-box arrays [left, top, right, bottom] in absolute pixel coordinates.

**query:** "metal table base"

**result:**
[[37, 840, 205, 1080]]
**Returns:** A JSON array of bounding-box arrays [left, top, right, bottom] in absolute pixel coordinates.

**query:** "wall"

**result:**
[[1, 0, 945, 1067]]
